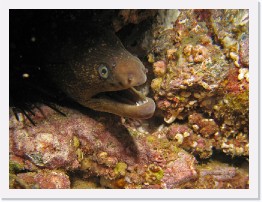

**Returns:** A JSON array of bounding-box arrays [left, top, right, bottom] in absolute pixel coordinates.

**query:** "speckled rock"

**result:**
[[9, 105, 199, 189], [209, 9, 249, 68], [10, 169, 70, 189], [9, 98, 248, 189], [181, 161, 249, 189]]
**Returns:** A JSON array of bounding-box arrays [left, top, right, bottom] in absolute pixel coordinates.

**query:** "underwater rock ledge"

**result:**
[[9, 105, 248, 189]]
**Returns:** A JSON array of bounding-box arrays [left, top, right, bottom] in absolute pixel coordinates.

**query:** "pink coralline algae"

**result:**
[[9, 105, 248, 189], [10, 169, 70, 189], [181, 161, 248, 189], [9, 106, 199, 189], [161, 152, 197, 188], [148, 9, 249, 158]]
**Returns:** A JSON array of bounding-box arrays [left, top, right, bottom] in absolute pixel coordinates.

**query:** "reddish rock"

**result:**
[[162, 152, 197, 188], [15, 170, 70, 189], [239, 35, 249, 67]]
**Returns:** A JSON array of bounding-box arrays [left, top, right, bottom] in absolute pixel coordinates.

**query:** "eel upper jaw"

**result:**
[[86, 86, 156, 119]]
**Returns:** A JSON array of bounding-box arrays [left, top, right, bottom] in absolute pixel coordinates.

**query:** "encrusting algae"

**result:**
[[148, 9, 249, 158]]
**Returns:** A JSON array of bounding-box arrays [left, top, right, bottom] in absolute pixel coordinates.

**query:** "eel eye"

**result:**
[[98, 64, 109, 79]]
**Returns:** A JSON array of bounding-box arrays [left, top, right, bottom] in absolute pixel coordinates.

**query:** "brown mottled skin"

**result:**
[[43, 26, 155, 119]]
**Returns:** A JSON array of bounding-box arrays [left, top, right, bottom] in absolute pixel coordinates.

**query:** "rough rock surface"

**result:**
[[10, 105, 248, 189], [147, 9, 249, 158]]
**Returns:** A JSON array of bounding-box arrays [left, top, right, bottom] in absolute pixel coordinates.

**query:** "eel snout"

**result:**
[[112, 53, 147, 88]]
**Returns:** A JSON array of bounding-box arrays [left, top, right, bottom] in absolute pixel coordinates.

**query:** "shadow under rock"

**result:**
[[64, 100, 140, 162]]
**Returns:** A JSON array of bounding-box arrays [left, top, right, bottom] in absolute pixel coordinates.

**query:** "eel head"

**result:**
[[83, 47, 156, 119]]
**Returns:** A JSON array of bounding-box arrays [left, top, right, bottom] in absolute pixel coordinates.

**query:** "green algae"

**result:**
[[76, 148, 84, 162], [9, 161, 24, 174], [114, 162, 127, 177], [223, 90, 249, 112], [145, 164, 164, 184], [73, 136, 80, 148], [146, 135, 156, 143]]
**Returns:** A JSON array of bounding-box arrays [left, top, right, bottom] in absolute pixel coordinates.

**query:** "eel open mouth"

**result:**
[[87, 87, 156, 119]]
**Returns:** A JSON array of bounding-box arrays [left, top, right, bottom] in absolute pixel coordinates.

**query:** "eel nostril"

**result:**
[[128, 73, 134, 84]]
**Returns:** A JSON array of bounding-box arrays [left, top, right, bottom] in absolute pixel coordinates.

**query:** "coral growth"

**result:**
[[9, 106, 199, 188], [9, 105, 248, 189], [148, 9, 249, 158]]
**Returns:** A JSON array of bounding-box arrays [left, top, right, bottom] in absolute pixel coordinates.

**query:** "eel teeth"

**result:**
[[136, 99, 148, 106]]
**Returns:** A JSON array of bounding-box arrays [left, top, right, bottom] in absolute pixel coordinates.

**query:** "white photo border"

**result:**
[[0, 0, 259, 199]]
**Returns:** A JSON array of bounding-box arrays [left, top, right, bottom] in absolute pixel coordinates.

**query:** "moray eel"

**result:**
[[41, 26, 156, 119]]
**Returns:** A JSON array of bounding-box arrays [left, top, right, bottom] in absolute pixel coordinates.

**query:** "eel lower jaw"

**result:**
[[86, 87, 156, 119]]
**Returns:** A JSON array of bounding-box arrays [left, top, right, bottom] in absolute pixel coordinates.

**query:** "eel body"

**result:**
[[16, 16, 156, 119]]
